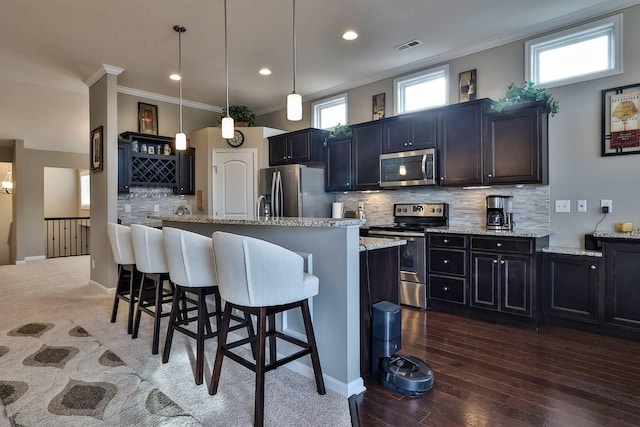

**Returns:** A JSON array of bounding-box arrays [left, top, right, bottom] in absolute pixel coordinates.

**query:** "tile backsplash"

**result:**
[[337, 185, 550, 230], [117, 187, 195, 226]]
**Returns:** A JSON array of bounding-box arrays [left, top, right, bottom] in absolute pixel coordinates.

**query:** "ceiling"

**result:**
[[1, 0, 639, 116]]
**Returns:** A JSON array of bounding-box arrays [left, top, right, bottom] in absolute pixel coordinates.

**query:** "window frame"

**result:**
[[394, 64, 449, 115], [311, 93, 348, 130], [525, 13, 623, 88]]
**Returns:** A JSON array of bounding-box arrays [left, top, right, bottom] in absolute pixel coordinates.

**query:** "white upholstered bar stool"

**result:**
[[107, 222, 139, 334], [209, 231, 325, 427], [130, 224, 175, 355], [161, 227, 222, 385]]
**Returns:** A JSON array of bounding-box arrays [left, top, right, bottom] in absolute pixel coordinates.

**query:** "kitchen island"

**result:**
[[150, 214, 376, 397]]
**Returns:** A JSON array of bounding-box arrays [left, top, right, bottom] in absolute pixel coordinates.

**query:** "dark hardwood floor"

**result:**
[[350, 308, 640, 426]]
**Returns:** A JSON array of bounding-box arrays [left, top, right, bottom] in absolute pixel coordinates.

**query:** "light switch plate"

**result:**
[[577, 200, 587, 212], [555, 200, 570, 213], [124, 204, 131, 213], [154, 204, 160, 213]]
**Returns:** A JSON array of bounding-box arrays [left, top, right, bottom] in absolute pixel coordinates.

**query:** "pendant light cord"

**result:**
[[292, 0, 296, 94], [178, 29, 183, 133], [225, 0, 230, 118]]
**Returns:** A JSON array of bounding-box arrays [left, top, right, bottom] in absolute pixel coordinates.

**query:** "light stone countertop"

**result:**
[[359, 237, 407, 252], [424, 226, 551, 238], [593, 231, 640, 240], [149, 214, 366, 228], [542, 246, 603, 257]]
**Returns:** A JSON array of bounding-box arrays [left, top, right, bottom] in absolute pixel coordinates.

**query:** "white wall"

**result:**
[[44, 168, 78, 218]]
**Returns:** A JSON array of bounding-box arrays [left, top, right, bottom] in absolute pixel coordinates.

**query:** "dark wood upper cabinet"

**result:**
[[382, 109, 436, 153], [118, 141, 131, 193], [437, 101, 485, 186], [175, 147, 195, 195], [484, 101, 548, 185], [352, 121, 383, 190], [325, 137, 352, 192], [268, 128, 328, 166]]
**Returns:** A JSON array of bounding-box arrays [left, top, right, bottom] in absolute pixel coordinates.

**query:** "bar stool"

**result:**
[[161, 227, 223, 385], [209, 231, 325, 427], [130, 224, 175, 355], [107, 222, 138, 334]]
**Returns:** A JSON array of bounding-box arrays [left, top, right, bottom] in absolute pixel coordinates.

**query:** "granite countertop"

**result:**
[[542, 246, 603, 257], [359, 237, 407, 252], [424, 226, 551, 238], [149, 214, 365, 228], [593, 231, 640, 240]]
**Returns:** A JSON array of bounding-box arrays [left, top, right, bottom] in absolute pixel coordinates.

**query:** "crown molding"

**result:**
[[117, 86, 223, 113], [84, 64, 125, 87]]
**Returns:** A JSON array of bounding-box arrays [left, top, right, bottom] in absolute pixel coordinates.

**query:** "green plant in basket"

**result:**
[[219, 105, 256, 126], [490, 81, 559, 117]]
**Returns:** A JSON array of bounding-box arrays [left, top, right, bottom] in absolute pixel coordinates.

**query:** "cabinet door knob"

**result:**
[[346, 182, 350, 186], [404, 142, 408, 146], [443, 286, 449, 292], [496, 242, 502, 247], [488, 173, 494, 178], [443, 239, 448, 243], [501, 260, 505, 264], [408, 142, 413, 146], [443, 259, 449, 264], [493, 259, 498, 264], [590, 265, 596, 270], [440, 177, 445, 181]]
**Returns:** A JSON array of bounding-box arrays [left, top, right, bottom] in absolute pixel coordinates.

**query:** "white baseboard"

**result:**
[[16, 255, 47, 264], [90, 280, 115, 294]]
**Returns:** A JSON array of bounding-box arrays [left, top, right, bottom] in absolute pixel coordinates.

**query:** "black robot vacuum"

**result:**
[[371, 301, 434, 396]]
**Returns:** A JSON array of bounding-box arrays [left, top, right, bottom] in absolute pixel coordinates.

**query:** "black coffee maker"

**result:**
[[486, 195, 514, 231]]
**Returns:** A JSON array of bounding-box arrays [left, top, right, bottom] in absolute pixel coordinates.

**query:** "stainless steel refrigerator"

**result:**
[[259, 164, 335, 217]]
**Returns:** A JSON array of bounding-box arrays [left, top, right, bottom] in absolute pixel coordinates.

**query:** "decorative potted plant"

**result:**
[[323, 123, 352, 146], [219, 105, 256, 127], [489, 81, 559, 116]]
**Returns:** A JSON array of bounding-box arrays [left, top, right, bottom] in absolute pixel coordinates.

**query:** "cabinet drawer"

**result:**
[[429, 234, 466, 248], [429, 248, 467, 276], [471, 237, 533, 254], [430, 275, 466, 304]]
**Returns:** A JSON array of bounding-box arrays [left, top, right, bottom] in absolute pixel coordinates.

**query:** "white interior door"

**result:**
[[212, 149, 257, 219]]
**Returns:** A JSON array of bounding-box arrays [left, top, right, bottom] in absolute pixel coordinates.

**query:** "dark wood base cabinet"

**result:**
[[359, 246, 400, 377]]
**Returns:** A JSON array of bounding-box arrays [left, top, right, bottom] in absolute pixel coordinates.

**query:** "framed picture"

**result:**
[[90, 126, 103, 172], [138, 102, 158, 135], [602, 83, 640, 156], [372, 93, 385, 120], [459, 69, 477, 103]]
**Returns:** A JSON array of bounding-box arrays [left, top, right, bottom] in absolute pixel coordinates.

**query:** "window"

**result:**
[[395, 65, 449, 115], [526, 14, 622, 88], [312, 94, 347, 129], [80, 171, 90, 209]]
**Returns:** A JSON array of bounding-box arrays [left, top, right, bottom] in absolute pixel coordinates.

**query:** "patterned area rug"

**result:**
[[0, 319, 200, 426]]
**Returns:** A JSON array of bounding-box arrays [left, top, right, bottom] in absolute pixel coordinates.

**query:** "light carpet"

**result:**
[[0, 256, 351, 426]]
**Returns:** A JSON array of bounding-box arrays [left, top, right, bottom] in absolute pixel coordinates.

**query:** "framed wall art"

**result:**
[[372, 93, 385, 120], [602, 83, 640, 156], [459, 69, 477, 103], [90, 126, 103, 172], [138, 102, 158, 135]]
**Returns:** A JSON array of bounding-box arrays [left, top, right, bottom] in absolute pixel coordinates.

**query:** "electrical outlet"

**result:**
[[154, 204, 160, 213], [555, 200, 570, 213], [577, 200, 587, 212], [124, 204, 131, 213], [91, 259, 95, 269], [600, 199, 612, 213]]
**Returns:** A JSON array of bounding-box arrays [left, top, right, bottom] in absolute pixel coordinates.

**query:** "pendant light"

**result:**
[[221, 0, 234, 138], [287, 0, 302, 121], [173, 25, 187, 150]]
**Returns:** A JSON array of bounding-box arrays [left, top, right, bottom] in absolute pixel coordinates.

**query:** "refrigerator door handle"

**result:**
[[270, 171, 277, 216], [276, 170, 284, 217]]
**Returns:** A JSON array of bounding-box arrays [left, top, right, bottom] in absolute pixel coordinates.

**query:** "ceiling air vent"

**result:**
[[394, 39, 423, 52]]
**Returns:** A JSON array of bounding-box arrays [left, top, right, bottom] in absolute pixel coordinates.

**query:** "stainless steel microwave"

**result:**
[[379, 148, 437, 188]]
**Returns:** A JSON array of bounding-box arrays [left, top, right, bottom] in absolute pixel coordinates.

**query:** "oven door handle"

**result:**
[[367, 230, 424, 238]]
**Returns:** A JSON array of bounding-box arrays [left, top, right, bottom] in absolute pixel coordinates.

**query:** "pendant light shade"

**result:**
[[173, 25, 187, 150], [222, 0, 234, 139], [287, 93, 302, 121], [287, 0, 302, 121]]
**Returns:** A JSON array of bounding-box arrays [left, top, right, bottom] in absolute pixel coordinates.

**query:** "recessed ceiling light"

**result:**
[[259, 68, 272, 76], [342, 30, 358, 41], [169, 73, 181, 81]]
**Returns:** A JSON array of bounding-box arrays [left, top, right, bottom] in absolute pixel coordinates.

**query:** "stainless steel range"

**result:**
[[365, 203, 448, 309]]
